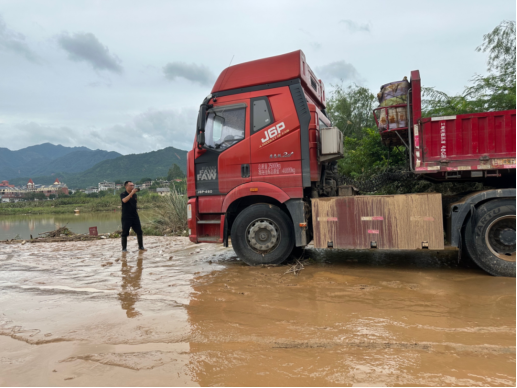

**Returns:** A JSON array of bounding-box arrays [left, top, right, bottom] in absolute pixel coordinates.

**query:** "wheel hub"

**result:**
[[486, 215, 516, 262], [499, 229, 516, 245], [247, 219, 279, 253]]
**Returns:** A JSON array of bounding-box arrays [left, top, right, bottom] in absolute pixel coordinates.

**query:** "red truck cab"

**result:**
[[187, 50, 330, 253]]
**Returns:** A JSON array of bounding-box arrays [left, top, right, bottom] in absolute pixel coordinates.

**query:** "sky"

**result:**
[[0, 0, 515, 154]]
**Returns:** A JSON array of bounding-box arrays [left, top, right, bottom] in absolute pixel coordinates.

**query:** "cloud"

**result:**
[[57, 32, 123, 73], [315, 61, 363, 84], [339, 19, 371, 33], [8, 107, 197, 155], [0, 15, 40, 63], [163, 62, 215, 86], [309, 42, 322, 50]]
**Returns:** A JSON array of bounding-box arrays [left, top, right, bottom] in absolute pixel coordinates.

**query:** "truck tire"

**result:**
[[464, 199, 516, 277], [231, 204, 294, 266]]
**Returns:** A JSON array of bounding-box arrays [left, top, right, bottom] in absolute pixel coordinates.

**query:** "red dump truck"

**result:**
[[186, 50, 516, 277]]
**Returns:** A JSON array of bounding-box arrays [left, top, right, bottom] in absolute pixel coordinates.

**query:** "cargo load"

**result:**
[[375, 77, 409, 130]]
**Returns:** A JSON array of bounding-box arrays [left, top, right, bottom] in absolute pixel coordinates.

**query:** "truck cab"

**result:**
[[187, 50, 335, 262]]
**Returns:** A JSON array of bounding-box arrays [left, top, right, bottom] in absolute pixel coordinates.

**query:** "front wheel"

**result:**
[[464, 199, 516, 277], [231, 204, 294, 266]]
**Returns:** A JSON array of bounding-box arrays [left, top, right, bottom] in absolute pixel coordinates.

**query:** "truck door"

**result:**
[[249, 93, 303, 190], [194, 101, 251, 196]]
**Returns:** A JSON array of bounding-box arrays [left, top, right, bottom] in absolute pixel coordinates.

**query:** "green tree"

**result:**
[[326, 84, 377, 139], [167, 163, 185, 181], [338, 128, 406, 178], [423, 20, 516, 116]]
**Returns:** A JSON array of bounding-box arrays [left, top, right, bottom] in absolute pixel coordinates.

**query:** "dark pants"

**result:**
[[121, 217, 143, 250], [121, 217, 142, 237]]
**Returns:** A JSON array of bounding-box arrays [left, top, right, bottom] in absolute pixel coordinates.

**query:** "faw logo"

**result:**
[[261, 122, 286, 144], [197, 166, 217, 181]]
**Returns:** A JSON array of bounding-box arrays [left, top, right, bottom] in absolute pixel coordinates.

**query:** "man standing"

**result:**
[[120, 181, 146, 252]]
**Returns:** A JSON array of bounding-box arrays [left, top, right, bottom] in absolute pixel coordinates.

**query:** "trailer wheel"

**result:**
[[231, 204, 294, 266], [464, 199, 516, 277]]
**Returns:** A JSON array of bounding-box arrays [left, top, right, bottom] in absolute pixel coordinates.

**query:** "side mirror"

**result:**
[[197, 131, 205, 147], [197, 105, 207, 148]]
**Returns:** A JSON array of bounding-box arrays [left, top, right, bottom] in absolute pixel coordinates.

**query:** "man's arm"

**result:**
[[122, 190, 137, 203]]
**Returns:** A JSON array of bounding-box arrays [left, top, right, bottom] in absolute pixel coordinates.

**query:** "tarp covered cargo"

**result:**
[[376, 77, 409, 129]]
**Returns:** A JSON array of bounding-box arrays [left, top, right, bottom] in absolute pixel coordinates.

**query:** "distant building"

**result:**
[[156, 187, 171, 196], [34, 178, 69, 197], [0, 178, 68, 199], [98, 180, 115, 191], [0, 180, 14, 188], [85, 186, 99, 194], [1, 180, 27, 200], [115, 183, 123, 190], [141, 181, 152, 189]]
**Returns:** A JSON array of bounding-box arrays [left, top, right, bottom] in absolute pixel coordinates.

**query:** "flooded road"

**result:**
[[0, 238, 514, 386]]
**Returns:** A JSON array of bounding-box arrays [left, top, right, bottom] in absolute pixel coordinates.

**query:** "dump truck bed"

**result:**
[[375, 70, 516, 177], [414, 110, 516, 173]]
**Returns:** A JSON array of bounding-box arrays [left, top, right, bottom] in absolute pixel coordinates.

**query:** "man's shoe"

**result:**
[[122, 249, 128, 252], [138, 247, 147, 251]]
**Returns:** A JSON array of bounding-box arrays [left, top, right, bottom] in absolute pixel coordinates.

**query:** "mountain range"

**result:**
[[0, 143, 121, 179], [3, 144, 188, 189]]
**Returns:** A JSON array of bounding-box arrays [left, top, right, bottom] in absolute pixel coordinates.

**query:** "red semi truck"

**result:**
[[186, 50, 516, 277]]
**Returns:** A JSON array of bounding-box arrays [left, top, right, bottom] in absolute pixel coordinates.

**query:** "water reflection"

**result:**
[[118, 254, 144, 318]]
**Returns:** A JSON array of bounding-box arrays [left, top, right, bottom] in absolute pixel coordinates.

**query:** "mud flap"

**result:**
[[285, 199, 307, 247], [223, 215, 229, 247]]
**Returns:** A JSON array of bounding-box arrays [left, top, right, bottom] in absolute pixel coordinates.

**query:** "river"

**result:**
[[0, 211, 155, 240]]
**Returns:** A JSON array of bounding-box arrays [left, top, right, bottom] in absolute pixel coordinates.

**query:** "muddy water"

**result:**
[[0, 239, 514, 386], [0, 211, 154, 240]]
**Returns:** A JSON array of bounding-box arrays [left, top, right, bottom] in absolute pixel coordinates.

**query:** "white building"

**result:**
[[85, 186, 99, 194], [141, 181, 153, 189], [98, 180, 115, 191], [156, 188, 171, 196]]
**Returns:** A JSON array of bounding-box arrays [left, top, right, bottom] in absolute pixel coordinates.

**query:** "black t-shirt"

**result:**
[[120, 191, 139, 219]]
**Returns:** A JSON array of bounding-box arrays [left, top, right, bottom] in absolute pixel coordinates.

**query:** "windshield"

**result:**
[[204, 106, 246, 151]]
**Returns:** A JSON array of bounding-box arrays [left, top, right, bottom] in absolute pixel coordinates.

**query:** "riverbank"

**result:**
[[0, 194, 162, 215], [0, 193, 188, 240]]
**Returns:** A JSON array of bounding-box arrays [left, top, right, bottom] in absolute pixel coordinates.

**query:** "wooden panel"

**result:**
[[312, 193, 444, 250]]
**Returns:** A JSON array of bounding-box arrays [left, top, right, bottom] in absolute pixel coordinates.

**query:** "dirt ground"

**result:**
[[0, 237, 515, 386]]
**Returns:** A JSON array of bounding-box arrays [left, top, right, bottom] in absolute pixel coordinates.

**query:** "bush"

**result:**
[[338, 127, 406, 179], [145, 188, 188, 235]]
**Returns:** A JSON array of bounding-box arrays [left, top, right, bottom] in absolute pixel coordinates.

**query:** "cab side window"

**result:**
[[251, 97, 273, 133]]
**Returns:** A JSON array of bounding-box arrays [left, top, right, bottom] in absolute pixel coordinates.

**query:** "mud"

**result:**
[[0, 237, 514, 386]]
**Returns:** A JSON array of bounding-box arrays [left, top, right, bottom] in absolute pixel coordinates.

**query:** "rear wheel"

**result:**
[[464, 199, 516, 277], [231, 204, 294, 266]]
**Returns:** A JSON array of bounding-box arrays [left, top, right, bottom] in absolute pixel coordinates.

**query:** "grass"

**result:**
[[143, 189, 188, 236], [0, 193, 163, 215]]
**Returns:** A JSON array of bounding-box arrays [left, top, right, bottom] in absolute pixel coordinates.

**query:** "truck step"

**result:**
[[198, 236, 221, 242], [197, 220, 220, 224]]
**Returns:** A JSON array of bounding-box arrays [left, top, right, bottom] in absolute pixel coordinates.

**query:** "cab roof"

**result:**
[[211, 50, 326, 108]]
